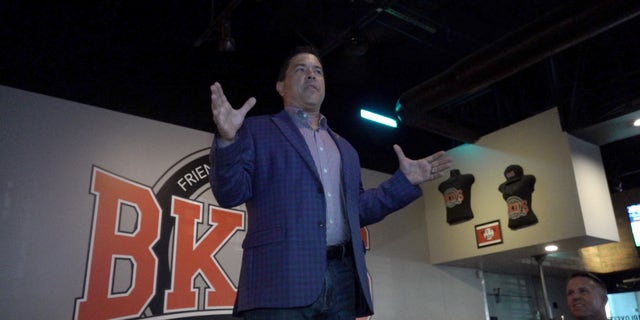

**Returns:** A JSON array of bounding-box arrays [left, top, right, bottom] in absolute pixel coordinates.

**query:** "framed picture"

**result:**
[[475, 220, 503, 248]]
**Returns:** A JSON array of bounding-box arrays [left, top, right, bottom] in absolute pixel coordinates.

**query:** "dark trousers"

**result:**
[[242, 257, 357, 320]]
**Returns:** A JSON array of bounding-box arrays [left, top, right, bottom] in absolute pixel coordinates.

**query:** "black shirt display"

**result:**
[[498, 164, 538, 230], [438, 169, 475, 224]]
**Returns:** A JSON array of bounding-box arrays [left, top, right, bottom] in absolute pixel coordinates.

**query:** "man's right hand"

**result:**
[[210, 82, 256, 143]]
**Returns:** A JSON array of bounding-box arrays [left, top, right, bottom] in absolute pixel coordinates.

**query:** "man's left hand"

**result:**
[[393, 145, 453, 185]]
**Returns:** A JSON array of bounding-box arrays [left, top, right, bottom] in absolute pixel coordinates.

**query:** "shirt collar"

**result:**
[[285, 106, 328, 130]]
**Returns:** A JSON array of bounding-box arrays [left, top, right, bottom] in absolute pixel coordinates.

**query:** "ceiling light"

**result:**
[[218, 20, 236, 52], [544, 245, 558, 252], [344, 33, 368, 56], [219, 38, 236, 52], [633, 118, 640, 127], [343, 6, 368, 57], [360, 109, 397, 128]]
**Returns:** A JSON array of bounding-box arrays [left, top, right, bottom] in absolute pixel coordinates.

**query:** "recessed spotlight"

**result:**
[[545, 245, 558, 252]]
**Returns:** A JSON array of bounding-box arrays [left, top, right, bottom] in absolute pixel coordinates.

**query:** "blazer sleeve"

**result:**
[[357, 169, 422, 227], [209, 125, 255, 208]]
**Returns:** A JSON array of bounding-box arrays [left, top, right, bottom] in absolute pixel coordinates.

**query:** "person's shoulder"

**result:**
[[244, 113, 278, 125], [242, 112, 288, 134]]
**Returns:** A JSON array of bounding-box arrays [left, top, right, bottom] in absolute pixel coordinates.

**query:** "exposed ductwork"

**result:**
[[395, 0, 640, 142]]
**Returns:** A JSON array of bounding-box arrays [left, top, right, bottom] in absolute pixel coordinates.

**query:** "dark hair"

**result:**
[[568, 271, 607, 293], [277, 46, 323, 81]]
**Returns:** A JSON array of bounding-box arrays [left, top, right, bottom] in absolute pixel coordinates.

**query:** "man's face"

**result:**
[[276, 53, 325, 112], [566, 276, 608, 319]]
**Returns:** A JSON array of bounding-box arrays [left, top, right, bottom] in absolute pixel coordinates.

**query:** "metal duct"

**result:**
[[396, 0, 640, 141]]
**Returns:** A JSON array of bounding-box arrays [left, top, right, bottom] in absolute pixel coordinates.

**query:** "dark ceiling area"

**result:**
[[2, 0, 640, 192]]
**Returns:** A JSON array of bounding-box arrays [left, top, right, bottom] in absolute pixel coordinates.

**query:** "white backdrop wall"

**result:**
[[362, 169, 486, 319], [0, 85, 485, 319]]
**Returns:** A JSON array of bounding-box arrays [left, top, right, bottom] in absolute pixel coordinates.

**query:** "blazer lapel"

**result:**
[[329, 129, 353, 196], [328, 129, 353, 184], [271, 110, 321, 182]]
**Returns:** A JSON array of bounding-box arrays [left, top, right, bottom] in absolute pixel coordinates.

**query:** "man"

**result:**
[[209, 46, 452, 319], [566, 272, 608, 320]]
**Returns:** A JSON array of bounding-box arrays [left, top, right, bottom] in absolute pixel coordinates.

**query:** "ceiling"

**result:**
[[3, 0, 640, 190], [3, 0, 640, 283]]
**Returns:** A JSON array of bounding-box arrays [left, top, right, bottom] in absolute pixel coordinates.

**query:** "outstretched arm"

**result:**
[[393, 145, 453, 185]]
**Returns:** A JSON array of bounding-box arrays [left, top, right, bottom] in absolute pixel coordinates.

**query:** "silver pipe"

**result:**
[[534, 255, 553, 320]]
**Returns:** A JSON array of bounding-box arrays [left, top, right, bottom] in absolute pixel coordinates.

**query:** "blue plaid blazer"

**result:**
[[210, 110, 422, 317]]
